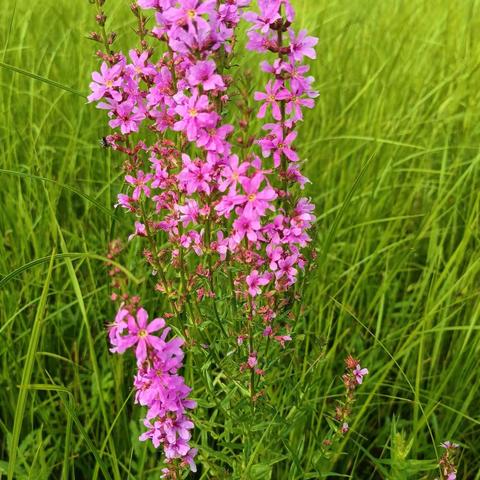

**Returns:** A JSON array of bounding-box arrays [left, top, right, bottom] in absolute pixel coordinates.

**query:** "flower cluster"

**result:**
[[89, 0, 318, 473], [322, 356, 369, 453], [88, 0, 317, 307], [438, 441, 459, 480], [337, 355, 368, 431], [109, 306, 197, 476]]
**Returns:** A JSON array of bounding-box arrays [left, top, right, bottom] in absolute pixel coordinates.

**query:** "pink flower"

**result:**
[[274, 335, 292, 348], [174, 90, 215, 141], [238, 174, 277, 218], [275, 254, 298, 283], [128, 221, 147, 242], [108, 99, 145, 134], [177, 154, 213, 194], [125, 170, 153, 200], [177, 199, 200, 226], [108, 307, 132, 353], [125, 308, 166, 364], [353, 364, 369, 384], [115, 193, 135, 211], [127, 49, 157, 78], [219, 154, 249, 192], [163, 0, 216, 33], [441, 441, 459, 450], [246, 270, 271, 296], [247, 352, 258, 368], [286, 164, 310, 187], [181, 448, 198, 473], [88, 62, 124, 102], [254, 80, 286, 121], [259, 130, 298, 167], [341, 422, 349, 434], [232, 214, 261, 243], [277, 86, 315, 122], [212, 231, 229, 260], [215, 193, 243, 218], [284, 63, 317, 96], [289, 29, 318, 62], [246, 30, 273, 53], [196, 120, 233, 153], [187, 60, 225, 91], [244, 1, 281, 34]]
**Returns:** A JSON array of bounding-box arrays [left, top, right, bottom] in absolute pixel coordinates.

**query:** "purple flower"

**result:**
[[246, 270, 271, 296], [187, 60, 225, 91], [441, 441, 459, 449], [238, 174, 277, 218], [259, 130, 298, 167], [128, 221, 147, 242], [219, 154, 249, 192], [163, 0, 216, 33], [115, 193, 135, 211], [107, 99, 145, 134], [177, 154, 213, 194], [244, 1, 281, 34], [127, 49, 157, 78], [116, 307, 166, 364], [108, 308, 132, 353], [246, 30, 274, 53], [174, 90, 215, 141], [196, 120, 233, 153], [125, 170, 153, 200], [289, 29, 318, 62], [177, 199, 200, 226], [277, 86, 315, 122], [181, 448, 198, 473], [254, 80, 286, 121], [275, 254, 298, 284], [353, 364, 369, 384], [232, 214, 261, 243], [88, 62, 124, 102]]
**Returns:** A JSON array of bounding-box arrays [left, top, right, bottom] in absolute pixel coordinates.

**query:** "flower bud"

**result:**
[[88, 31, 102, 42], [95, 12, 106, 26], [107, 32, 117, 45], [130, 2, 139, 16]]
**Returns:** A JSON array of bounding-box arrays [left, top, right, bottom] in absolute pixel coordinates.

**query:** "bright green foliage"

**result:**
[[1, 0, 479, 478]]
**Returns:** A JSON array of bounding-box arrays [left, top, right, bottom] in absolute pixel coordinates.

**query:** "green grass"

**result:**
[[1, 0, 480, 478]]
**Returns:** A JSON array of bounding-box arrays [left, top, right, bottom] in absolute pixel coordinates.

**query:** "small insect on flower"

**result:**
[[99, 136, 111, 148]]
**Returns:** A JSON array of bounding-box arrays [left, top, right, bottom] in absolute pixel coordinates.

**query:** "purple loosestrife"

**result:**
[[89, 0, 319, 474], [437, 442, 459, 480], [108, 305, 197, 474], [322, 356, 369, 455]]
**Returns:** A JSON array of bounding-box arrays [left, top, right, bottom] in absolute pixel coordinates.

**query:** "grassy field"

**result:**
[[1, 0, 480, 478]]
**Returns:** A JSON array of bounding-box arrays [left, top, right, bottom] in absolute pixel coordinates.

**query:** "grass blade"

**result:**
[[0, 168, 118, 220], [0, 61, 86, 98], [7, 250, 55, 480]]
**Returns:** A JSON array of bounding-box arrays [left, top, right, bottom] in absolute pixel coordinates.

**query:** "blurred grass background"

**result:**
[[1, 0, 480, 478]]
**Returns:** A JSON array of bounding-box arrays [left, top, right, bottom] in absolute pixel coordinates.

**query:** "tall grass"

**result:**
[[1, 0, 479, 478]]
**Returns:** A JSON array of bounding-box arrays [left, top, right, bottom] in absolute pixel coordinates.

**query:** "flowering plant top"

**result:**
[[89, 0, 320, 476]]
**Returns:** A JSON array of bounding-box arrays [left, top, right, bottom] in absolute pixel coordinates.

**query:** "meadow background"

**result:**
[[1, 0, 480, 478]]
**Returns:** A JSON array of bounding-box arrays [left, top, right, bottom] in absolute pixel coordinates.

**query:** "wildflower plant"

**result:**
[[88, 0, 366, 476], [437, 442, 459, 480]]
